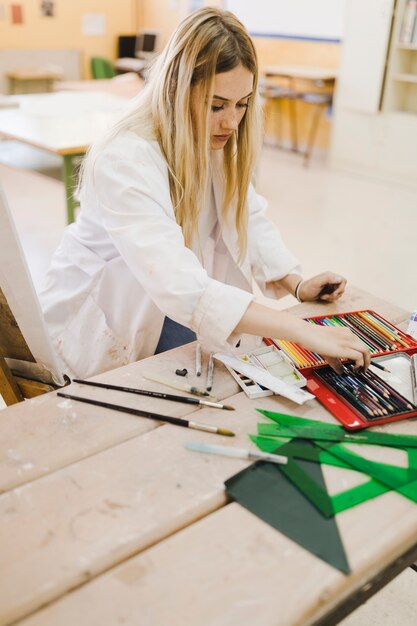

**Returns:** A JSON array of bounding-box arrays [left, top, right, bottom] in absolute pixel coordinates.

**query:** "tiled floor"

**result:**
[[257, 146, 417, 314], [0, 139, 416, 624]]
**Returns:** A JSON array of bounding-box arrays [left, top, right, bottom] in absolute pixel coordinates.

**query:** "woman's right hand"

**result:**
[[234, 301, 370, 373], [296, 323, 370, 373]]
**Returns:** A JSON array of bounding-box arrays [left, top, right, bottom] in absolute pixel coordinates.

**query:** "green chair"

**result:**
[[90, 57, 116, 79]]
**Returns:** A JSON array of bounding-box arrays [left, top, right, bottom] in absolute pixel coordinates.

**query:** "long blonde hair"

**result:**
[[82, 8, 263, 260]]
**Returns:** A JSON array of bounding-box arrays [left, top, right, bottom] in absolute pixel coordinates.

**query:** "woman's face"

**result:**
[[192, 64, 254, 150]]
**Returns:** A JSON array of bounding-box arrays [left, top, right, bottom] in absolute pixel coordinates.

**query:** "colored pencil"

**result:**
[[72, 378, 234, 410], [358, 312, 408, 348], [338, 316, 383, 352], [321, 364, 413, 420], [268, 311, 415, 372], [57, 392, 235, 436], [369, 360, 391, 373], [360, 311, 404, 340], [345, 314, 393, 350], [324, 373, 375, 416]]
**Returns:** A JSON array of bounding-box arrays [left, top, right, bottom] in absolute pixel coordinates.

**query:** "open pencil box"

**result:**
[[266, 309, 417, 430]]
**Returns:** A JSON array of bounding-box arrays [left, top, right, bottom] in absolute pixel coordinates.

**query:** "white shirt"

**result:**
[[40, 131, 300, 378]]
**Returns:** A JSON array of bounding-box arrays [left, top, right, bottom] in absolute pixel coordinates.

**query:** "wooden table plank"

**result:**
[[0, 343, 239, 492], [15, 493, 417, 626]]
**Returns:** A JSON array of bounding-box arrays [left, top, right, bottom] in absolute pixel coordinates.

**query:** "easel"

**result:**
[[0, 287, 56, 405], [0, 182, 67, 407]]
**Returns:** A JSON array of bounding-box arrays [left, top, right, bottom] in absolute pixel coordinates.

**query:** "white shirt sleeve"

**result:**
[[246, 183, 301, 297], [92, 136, 254, 351]]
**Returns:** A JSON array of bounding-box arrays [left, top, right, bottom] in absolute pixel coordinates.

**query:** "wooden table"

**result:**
[[55, 74, 144, 100], [263, 65, 338, 85], [0, 91, 132, 223], [261, 65, 338, 165], [6, 69, 63, 95], [0, 286, 416, 626]]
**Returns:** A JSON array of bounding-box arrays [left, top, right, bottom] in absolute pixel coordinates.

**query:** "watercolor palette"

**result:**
[[225, 344, 307, 399]]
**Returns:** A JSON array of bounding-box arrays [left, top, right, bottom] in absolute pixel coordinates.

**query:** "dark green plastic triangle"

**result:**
[[225, 440, 351, 574]]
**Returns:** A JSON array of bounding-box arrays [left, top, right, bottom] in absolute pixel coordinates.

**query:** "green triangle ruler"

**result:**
[[256, 410, 417, 448], [250, 410, 417, 515], [225, 440, 351, 574]]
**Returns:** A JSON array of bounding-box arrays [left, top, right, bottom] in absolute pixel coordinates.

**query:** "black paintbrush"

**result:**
[[57, 392, 235, 436], [72, 378, 234, 410]]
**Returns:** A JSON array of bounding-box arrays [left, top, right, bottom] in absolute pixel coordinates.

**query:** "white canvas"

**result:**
[[0, 184, 66, 385]]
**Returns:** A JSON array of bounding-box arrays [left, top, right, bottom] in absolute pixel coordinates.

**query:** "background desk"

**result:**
[[0, 287, 415, 626], [261, 65, 337, 165], [55, 73, 143, 100], [0, 91, 133, 223], [6, 69, 63, 95], [263, 65, 337, 85]]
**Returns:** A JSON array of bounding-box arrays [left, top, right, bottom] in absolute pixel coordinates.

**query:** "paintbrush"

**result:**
[[143, 373, 213, 397], [57, 392, 235, 436], [72, 378, 234, 410], [206, 353, 214, 392], [185, 441, 288, 465]]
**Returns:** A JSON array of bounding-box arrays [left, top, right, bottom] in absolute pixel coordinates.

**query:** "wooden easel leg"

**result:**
[[15, 376, 55, 399], [0, 358, 24, 406]]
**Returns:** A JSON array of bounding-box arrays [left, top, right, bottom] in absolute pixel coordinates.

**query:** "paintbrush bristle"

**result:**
[[218, 428, 235, 437], [222, 405, 235, 411]]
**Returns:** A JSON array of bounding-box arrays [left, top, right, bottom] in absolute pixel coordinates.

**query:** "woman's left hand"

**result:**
[[298, 272, 346, 303]]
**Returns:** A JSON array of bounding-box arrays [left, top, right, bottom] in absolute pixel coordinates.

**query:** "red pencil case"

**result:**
[[265, 309, 417, 430]]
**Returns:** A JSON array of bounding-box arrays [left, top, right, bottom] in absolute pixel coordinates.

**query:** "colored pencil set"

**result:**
[[316, 365, 415, 422], [269, 310, 414, 369], [265, 309, 417, 429]]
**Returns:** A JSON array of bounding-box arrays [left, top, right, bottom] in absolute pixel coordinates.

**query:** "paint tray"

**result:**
[[225, 344, 307, 399]]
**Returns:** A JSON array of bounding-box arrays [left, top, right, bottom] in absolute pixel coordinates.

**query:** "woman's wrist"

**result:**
[[274, 274, 304, 300], [294, 278, 304, 302]]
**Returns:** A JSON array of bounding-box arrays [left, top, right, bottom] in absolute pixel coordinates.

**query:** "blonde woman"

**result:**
[[40, 7, 369, 379]]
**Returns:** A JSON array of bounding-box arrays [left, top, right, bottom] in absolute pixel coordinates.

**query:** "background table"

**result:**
[[263, 65, 338, 84], [261, 65, 337, 165], [6, 69, 63, 94], [0, 286, 415, 626], [0, 91, 133, 223], [55, 73, 144, 100]]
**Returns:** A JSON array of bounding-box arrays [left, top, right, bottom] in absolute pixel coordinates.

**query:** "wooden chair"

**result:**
[[90, 57, 116, 79], [261, 73, 334, 166], [296, 91, 333, 166], [0, 184, 67, 406], [260, 80, 299, 152]]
